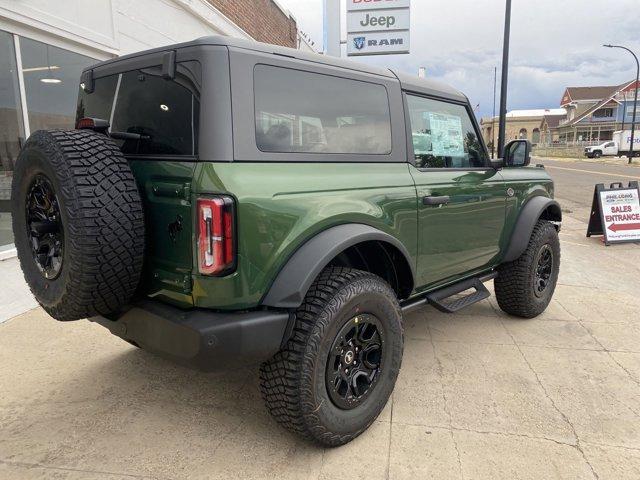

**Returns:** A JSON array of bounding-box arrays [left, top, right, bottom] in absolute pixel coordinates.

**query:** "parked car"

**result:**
[[584, 140, 618, 158], [11, 36, 561, 447]]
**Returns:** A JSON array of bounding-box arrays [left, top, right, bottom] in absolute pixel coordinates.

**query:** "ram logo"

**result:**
[[353, 36, 366, 50]]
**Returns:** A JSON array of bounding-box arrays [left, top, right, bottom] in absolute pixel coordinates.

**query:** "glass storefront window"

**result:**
[[0, 33, 97, 248], [0, 30, 25, 247], [20, 37, 96, 131]]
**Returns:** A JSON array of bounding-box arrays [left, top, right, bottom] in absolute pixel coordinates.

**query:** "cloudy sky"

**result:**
[[278, 0, 640, 119]]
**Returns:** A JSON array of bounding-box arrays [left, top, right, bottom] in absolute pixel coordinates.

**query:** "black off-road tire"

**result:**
[[593, 151, 602, 158], [12, 129, 145, 321], [495, 220, 560, 318], [259, 267, 404, 447]]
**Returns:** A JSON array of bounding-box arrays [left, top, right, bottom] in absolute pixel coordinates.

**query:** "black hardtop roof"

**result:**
[[85, 35, 467, 102]]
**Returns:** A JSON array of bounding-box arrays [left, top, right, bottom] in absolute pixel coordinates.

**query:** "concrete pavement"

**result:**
[[0, 257, 37, 324], [1, 164, 640, 479]]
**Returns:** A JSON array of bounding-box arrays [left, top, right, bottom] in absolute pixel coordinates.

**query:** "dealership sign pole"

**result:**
[[323, 0, 341, 57], [497, 0, 512, 158]]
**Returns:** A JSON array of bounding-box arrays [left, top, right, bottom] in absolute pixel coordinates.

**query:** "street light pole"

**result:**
[[604, 44, 639, 164], [497, 0, 512, 157]]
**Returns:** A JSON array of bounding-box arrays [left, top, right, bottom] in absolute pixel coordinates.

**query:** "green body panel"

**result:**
[[499, 166, 555, 245], [190, 162, 418, 310], [129, 160, 196, 308], [128, 159, 553, 312], [409, 166, 507, 291]]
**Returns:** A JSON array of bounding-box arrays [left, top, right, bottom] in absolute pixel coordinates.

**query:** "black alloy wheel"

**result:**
[[25, 174, 64, 280], [326, 313, 384, 410], [533, 244, 553, 297]]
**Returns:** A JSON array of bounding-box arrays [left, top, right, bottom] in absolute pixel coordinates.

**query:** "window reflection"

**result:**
[[0, 30, 25, 244], [0, 30, 24, 182], [20, 37, 96, 131], [406, 95, 488, 169]]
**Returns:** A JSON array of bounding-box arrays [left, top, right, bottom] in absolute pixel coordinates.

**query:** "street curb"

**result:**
[[533, 155, 640, 167], [0, 244, 17, 261]]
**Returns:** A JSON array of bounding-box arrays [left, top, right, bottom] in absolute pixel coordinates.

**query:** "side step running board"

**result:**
[[401, 272, 497, 314]]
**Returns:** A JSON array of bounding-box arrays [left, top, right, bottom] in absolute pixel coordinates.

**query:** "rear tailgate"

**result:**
[[77, 55, 202, 307]]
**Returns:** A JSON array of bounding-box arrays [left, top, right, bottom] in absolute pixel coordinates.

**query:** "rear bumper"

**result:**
[[90, 300, 291, 371]]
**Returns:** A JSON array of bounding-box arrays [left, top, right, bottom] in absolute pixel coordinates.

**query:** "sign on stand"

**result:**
[[347, 0, 410, 56], [586, 181, 640, 245]]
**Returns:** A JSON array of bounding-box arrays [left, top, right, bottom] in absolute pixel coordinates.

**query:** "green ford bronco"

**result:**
[[12, 36, 561, 446]]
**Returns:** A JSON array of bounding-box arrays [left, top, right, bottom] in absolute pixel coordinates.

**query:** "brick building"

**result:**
[[208, 0, 298, 48], [480, 108, 566, 152]]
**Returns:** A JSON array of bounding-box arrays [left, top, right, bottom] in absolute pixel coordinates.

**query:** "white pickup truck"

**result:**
[[584, 130, 640, 158], [584, 140, 618, 158]]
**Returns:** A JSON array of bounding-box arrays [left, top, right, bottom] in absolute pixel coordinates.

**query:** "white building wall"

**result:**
[[0, 0, 252, 60]]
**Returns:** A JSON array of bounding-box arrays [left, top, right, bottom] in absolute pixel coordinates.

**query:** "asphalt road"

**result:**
[[536, 157, 640, 222]]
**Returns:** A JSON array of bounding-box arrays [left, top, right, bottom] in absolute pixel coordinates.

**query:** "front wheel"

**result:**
[[593, 151, 602, 158], [260, 267, 404, 446], [495, 220, 560, 318]]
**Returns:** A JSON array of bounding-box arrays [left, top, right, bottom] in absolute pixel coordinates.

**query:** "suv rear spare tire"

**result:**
[[12, 129, 145, 321]]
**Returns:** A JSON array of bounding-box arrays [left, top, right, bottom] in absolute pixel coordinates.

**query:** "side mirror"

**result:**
[[503, 139, 531, 167]]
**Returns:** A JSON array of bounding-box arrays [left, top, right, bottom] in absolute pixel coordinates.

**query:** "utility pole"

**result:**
[[604, 44, 639, 163], [492, 66, 497, 158], [497, 0, 512, 157], [323, 0, 341, 57], [621, 90, 627, 133]]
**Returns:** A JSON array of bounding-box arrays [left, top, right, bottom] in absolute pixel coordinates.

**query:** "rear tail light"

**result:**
[[76, 117, 110, 132], [197, 196, 235, 275]]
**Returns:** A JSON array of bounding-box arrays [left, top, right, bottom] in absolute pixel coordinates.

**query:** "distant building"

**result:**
[[539, 113, 566, 143], [480, 108, 566, 150], [555, 80, 640, 142]]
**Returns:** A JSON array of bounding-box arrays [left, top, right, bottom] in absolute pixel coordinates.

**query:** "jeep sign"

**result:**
[[346, 0, 410, 56], [347, 9, 410, 33]]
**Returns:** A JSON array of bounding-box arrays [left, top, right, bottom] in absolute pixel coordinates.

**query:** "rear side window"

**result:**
[[254, 64, 392, 155], [77, 61, 200, 156], [406, 94, 488, 168]]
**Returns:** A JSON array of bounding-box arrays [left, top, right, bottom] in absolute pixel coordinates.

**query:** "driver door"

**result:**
[[603, 142, 617, 155], [404, 93, 507, 290]]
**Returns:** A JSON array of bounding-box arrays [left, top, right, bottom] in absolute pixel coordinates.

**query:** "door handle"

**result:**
[[423, 195, 450, 206]]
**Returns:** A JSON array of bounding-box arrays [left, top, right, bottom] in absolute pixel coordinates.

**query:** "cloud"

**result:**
[[278, 0, 640, 118]]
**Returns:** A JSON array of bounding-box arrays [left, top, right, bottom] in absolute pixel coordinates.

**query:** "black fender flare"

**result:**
[[502, 196, 561, 262], [261, 224, 416, 309]]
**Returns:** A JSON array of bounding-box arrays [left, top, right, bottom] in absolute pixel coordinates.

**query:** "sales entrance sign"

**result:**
[[586, 181, 640, 245]]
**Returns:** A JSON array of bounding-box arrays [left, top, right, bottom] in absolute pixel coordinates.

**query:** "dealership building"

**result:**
[[0, 0, 314, 252]]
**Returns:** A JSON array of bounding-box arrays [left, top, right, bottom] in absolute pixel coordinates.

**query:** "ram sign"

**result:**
[[347, 0, 410, 56]]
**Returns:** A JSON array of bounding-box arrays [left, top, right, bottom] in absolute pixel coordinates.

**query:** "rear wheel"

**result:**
[[12, 129, 145, 321], [260, 267, 403, 446], [495, 220, 560, 318]]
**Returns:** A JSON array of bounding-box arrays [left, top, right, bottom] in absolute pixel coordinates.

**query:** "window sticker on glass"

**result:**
[[427, 112, 464, 157]]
